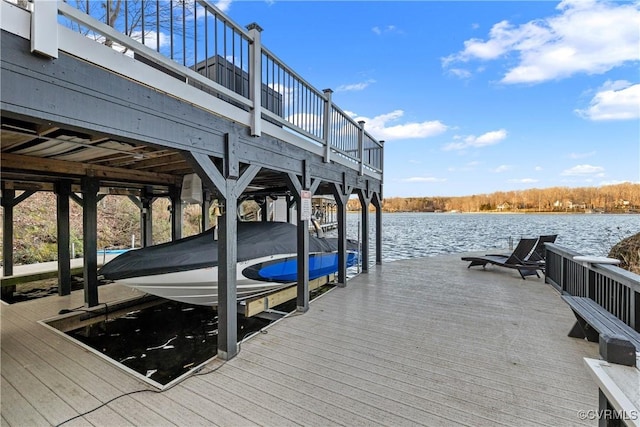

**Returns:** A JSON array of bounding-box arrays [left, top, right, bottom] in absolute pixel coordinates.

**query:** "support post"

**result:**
[[169, 185, 183, 240], [140, 189, 154, 247], [56, 180, 72, 295], [184, 145, 261, 360], [31, 0, 58, 58], [285, 166, 315, 313], [287, 196, 295, 224], [331, 180, 352, 286], [260, 198, 268, 222], [357, 186, 372, 273], [247, 23, 263, 137], [1, 186, 16, 299], [218, 183, 238, 360], [358, 120, 365, 176], [1, 186, 36, 299], [81, 177, 100, 307], [372, 192, 383, 266], [1, 186, 15, 279], [202, 189, 211, 231], [322, 88, 333, 163]]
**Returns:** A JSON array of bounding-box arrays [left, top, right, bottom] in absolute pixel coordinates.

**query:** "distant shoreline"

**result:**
[[347, 210, 639, 215]]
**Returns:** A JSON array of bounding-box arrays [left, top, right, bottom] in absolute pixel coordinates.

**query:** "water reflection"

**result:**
[[69, 302, 270, 385]]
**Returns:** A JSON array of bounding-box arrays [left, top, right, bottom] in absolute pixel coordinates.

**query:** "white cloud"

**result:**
[[534, 166, 543, 171], [336, 80, 376, 92], [129, 30, 171, 50], [575, 81, 640, 121], [569, 151, 596, 159], [442, 129, 507, 151], [561, 164, 605, 176], [447, 68, 472, 79], [492, 165, 512, 173], [349, 110, 448, 141], [372, 25, 401, 35], [443, 0, 640, 84], [214, 0, 232, 12], [508, 178, 539, 183], [402, 177, 447, 183]]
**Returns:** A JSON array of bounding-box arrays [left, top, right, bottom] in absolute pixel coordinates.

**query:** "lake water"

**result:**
[[333, 212, 639, 262]]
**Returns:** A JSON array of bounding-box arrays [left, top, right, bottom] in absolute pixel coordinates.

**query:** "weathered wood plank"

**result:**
[[185, 375, 318, 426], [0, 379, 49, 426], [215, 363, 385, 427], [1, 349, 84, 426]]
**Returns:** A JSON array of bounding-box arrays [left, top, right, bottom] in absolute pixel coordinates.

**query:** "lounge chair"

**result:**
[[487, 234, 557, 265], [461, 237, 541, 279], [527, 234, 557, 263], [489, 234, 558, 275]]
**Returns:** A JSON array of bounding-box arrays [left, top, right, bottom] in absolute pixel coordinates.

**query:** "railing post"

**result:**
[[247, 23, 263, 137], [633, 291, 639, 332], [587, 268, 596, 300], [31, 0, 58, 58], [358, 120, 365, 176], [380, 140, 385, 191], [322, 89, 333, 163]]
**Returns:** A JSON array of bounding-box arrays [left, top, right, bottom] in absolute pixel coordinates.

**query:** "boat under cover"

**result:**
[[98, 221, 359, 306]]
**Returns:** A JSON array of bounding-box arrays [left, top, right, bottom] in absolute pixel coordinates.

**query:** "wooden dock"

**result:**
[[1, 254, 600, 426]]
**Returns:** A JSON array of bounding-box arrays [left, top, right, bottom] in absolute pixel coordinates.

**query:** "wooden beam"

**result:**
[[131, 153, 186, 170], [1, 181, 54, 192], [1, 153, 180, 186], [243, 274, 335, 317], [46, 297, 165, 333], [0, 266, 83, 287]]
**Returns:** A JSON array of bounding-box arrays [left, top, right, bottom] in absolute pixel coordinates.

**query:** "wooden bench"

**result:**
[[561, 295, 640, 354]]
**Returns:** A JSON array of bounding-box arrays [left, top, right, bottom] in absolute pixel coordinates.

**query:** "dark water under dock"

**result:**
[[64, 285, 333, 386]]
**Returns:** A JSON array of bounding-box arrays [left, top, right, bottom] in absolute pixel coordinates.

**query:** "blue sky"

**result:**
[[217, 0, 639, 197]]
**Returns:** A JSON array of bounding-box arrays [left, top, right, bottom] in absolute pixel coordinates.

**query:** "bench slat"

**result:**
[[561, 295, 640, 351]]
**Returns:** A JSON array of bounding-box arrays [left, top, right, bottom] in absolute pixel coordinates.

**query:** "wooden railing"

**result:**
[[5, 0, 383, 177], [545, 243, 640, 332]]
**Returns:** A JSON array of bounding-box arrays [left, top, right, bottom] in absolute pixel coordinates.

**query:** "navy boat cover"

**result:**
[[98, 221, 350, 280]]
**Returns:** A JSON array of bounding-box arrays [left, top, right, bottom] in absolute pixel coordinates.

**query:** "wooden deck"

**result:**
[[1, 254, 600, 426]]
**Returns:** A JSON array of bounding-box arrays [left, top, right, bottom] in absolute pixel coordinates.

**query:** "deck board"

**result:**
[[1, 255, 600, 426]]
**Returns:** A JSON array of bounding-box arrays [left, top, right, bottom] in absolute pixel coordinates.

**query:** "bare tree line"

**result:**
[[348, 183, 640, 213]]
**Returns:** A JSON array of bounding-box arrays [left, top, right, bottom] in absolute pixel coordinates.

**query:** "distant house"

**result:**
[[497, 202, 510, 211], [553, 200, 563, 208]]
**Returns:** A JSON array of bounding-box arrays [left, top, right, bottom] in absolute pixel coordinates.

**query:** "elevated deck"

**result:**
[[1, 255, 599, 426], [1, 0, 384, 358]]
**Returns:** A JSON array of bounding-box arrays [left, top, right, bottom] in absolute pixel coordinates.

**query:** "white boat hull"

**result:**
[[116, 254, 295, 306]]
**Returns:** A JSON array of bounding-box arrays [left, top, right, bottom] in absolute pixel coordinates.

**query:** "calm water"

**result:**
[[335, 212, 639, 261]]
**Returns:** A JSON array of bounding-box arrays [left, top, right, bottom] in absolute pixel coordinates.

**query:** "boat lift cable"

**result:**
[[53, 294, 258, 427], [53, 341, 246, 427]]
